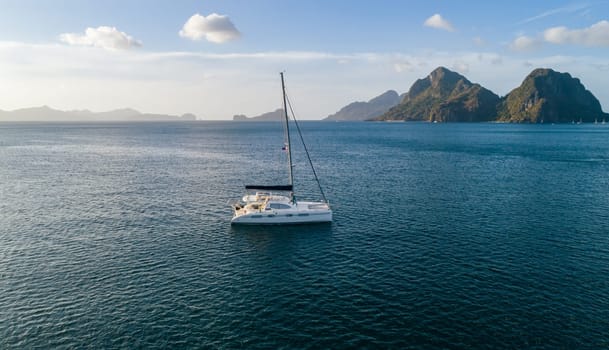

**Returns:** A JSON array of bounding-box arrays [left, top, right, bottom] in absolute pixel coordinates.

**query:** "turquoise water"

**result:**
[[1, 121, 609, 348]]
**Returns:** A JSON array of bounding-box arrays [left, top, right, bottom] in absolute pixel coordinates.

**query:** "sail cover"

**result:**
[[245, 185, 293, 191]]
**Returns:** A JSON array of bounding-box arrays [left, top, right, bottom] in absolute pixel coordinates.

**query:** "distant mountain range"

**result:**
[[0, 106, 197, 122], [307, 67, 607, 123], [233, 92, 403, 122], [11, 67, 602, 123]]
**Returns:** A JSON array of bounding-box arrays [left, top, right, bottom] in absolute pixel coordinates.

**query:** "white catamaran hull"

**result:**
[[231, 211, 332, 225], [231, 200, 332, 225]]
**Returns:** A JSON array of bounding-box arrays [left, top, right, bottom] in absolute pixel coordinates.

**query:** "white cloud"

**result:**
[[59, 26, 142, 50], [509, 35, 543, 52], [179, 13, 240, 43], [543, 20, 609, 47], [451, 61, 469, 74], [424, 14, 455, 32], [490, 55, 503, 65], [393, 60, 414, 73]]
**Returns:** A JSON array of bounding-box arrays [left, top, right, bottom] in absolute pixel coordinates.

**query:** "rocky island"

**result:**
[[497, 68, 607, 123], [376, 67, 500, 122], [233, 108, 284, 121]]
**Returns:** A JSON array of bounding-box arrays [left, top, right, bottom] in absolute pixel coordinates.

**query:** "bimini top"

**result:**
[[244, 185, 293, 191]]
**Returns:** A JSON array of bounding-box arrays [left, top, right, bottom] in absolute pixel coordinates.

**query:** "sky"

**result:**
[[0, 0, 608, 120]]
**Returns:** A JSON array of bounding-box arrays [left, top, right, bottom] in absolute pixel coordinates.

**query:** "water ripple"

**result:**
[[1, 122, 609, 348]]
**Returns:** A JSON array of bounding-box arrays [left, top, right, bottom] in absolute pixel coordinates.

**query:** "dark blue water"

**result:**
[[1, 121, 609, 349]]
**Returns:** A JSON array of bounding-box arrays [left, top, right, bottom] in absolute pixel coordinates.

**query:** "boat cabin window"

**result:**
[[268, 203, 291, 210]]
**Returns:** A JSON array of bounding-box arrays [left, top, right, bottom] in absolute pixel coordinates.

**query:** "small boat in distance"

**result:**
[[230, 73, 332, 225]]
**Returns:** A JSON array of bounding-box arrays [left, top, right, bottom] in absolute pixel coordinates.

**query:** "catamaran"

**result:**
[[230, 73, 332, 225]]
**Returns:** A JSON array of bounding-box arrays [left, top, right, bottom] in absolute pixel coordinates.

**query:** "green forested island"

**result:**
[[376, 67, 499, 122], [495, 68, 606, 123]]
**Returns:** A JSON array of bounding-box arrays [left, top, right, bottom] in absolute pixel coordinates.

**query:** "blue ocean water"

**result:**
[[1, 121, 609, 349]]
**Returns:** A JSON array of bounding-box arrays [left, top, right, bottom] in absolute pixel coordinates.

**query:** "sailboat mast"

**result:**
[[280, 72, 294, 189]]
